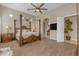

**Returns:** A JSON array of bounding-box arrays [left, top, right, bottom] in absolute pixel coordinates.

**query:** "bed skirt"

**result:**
[[17, 35, 40, 46]]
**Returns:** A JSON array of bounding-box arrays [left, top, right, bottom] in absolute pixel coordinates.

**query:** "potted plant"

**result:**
[[64, 19, 73, 40]]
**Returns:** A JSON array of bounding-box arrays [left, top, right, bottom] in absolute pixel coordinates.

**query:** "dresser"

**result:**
[[2, 33, 13, 43]]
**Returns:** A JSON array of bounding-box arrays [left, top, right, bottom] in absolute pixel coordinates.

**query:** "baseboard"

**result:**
[[65, 39, 77, 45]]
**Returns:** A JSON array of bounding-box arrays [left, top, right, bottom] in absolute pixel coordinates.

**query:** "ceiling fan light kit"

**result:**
[[27, 3, 48, 14]]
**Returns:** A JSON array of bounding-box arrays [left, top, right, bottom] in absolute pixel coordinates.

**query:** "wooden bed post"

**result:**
[[14, 19, 16, 40], [30, 21, 31, 31], [39, 19, 41, 40], [19, 14, 23, 46]]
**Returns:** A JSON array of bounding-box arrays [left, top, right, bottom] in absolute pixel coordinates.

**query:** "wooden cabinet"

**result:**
[[2, 33, 13, 43]]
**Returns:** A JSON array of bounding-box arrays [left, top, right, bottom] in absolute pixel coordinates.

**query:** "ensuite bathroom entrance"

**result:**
[[43, 18, 50, 38]]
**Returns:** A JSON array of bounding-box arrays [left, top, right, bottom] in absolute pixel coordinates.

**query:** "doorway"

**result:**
[[43, 18, 50, 38]]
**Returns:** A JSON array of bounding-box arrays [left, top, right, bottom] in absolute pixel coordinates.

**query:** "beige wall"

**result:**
[[37, 3, 76, 19], [37, 3, 77, 43], [77, 3, 79, 55], [0, 5, 36, 33]]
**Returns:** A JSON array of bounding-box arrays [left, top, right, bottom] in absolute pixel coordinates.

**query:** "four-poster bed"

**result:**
[[14, 14, 41, 46]]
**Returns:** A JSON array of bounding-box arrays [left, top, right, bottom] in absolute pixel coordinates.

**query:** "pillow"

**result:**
[[17, 29, 30, 34], [22, 29, 26, 33]]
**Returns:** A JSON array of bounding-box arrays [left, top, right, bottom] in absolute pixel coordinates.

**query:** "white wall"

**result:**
[[64, 15, 77, 44]]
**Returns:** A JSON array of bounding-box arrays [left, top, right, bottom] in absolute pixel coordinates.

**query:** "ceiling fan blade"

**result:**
[[27, 8, 35, 10], [39, 3, 45, 7], [26, 19, 29, 21], [33, 10, 36, 13], [40, 8, 48, 10], [39, 10, 43, 13], [31, 3, 37, 8]]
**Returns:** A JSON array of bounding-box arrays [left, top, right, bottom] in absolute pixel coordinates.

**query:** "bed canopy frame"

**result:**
[[14, 14, 41, 46]]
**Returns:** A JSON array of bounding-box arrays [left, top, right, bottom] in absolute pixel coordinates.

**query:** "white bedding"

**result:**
[[0, 47, 13, 56], [16, 32, 38, 40]]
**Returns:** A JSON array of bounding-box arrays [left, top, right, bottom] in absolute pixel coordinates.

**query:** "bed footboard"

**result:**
[[24, 35, 39, 43]]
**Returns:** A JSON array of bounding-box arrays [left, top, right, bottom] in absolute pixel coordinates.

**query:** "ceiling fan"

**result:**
[[27, 3, 48, 14]]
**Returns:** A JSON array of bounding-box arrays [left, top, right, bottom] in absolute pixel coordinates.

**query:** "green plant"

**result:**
[[64, 19, 73, 40]]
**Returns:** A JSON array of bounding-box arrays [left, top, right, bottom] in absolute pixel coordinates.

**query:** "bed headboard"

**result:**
[[22, 26, 30, 30]]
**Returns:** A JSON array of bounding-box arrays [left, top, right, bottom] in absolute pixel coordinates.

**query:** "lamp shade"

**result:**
[[5, 26, 9, 29]]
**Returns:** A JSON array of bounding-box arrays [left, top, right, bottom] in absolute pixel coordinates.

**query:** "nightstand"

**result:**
[[2, 33, 13, 43]]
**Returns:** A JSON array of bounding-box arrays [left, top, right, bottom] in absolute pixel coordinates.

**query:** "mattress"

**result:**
[[16, 32, 39, 40]]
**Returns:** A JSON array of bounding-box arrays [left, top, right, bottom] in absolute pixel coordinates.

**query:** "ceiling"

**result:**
[[0, 3, 66, 16]]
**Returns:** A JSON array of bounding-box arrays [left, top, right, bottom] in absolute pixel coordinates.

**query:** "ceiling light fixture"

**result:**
[[22, 17, 25, 20], [36, 9, 39, 12], [9, 14, 13, 18]]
